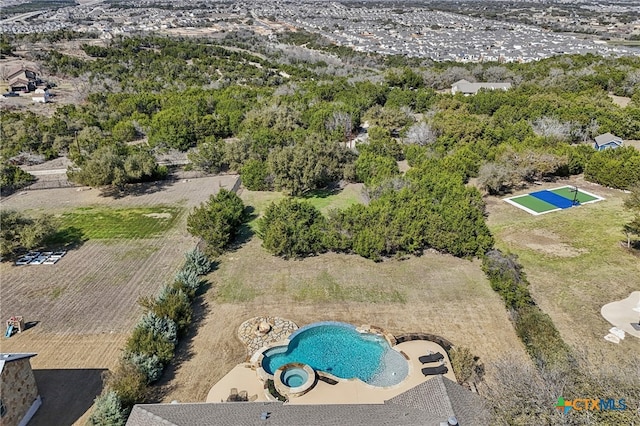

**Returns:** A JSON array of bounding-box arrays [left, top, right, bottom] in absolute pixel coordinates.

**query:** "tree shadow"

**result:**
[[43, 226, 86, 251], [300, 185, 343, 200], [98, 178, 176, 199], [226, 206, 256, 252], [30, 368, 106, 426]]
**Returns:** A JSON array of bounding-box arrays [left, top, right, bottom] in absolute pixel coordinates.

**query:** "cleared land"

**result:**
[[487, 176, 640, 367], [156, 187, 528, 404], [0, 175, 239, 425]]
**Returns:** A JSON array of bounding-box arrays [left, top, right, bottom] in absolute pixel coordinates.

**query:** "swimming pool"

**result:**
[[261, 322, 408, 387]]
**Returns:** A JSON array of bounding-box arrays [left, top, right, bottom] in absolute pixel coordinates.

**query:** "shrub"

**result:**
[[87, 391, 126, 426], [183, 248, 212, 275], [126, 325, 176, 364], [584, 146, 640, 189], [257, 198, 327, 258], [187, 189, 246, 256], [514, 306, 571, 368], [450, 347, 476, 384], [241, 159, 271, 191], [175, 268, 202, 295], [154, 286, 193, 334], [139, 312, 178, 344], [106, 360, 148, 410], [0, 210, 56, 259], [354, 151, 400, 187], [126, 313, 177, 364], [482, 250, 533, 310], [125, 352, 164, 384], [0, 162, 35, 195]]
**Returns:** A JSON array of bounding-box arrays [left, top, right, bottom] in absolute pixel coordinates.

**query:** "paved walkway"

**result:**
[[601, 291, 640, 339], [237, 316, 298, 358]]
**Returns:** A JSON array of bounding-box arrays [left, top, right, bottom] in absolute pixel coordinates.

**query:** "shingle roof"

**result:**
[[386, 375, 489, 425], [126, 378, 489, 426], [452, 81, 511, 94], [594, 133, 622, 145], [126, 401, 441, 426]]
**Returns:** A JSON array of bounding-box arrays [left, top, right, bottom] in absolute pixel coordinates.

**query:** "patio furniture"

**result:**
[[419, 352, 444, 364], [422, 365, 448, 376]]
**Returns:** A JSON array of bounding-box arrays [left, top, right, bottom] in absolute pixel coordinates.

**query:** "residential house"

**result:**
[[126, 376, 487, 426], [593, 133, 623, 151], [451, 79, 512, 95], [0, 353, 41, 426]]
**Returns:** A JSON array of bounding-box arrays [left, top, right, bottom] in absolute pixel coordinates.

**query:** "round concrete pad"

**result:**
[[601, 291, 640, 338]]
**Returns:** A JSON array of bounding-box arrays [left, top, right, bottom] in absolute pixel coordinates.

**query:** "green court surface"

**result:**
[[508, 195, 559, 214], [549, 187, 598, 203]]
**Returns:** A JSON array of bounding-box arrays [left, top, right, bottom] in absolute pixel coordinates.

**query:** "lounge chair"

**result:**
[[419, 352, 444, 364], [422, 365, 448, 376]]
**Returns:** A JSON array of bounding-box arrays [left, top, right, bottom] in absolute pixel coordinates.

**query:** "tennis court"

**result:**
[[504, 186, 604, 215]]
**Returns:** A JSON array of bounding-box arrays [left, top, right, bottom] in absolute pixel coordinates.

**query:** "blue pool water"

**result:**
[[281, 367, 308, 387], [262, 322, 408, 386]]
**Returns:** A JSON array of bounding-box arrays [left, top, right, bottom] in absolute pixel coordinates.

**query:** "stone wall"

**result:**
[[0, 359, 39, 426]]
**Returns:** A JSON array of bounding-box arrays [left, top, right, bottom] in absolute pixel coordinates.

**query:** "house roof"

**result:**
[[385, 375, 489, 425], [4, 65, 38, 81], [126, 377, 488, 426], [127, 402, 438, 426], [9, 76, 29, 86], [452, 80, 511, 94], [0, 353, 37, 375], [594, 133, 622, 145]]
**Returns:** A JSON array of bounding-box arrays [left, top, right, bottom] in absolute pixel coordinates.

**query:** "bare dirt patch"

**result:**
[[625, 139, 640, 150], [608, 93, 632, 108], [501, 228, 587, 258], [144, 212, 173, 219]]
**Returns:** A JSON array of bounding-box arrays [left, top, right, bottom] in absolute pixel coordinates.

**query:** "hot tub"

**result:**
[[274, 363, 316, 398]]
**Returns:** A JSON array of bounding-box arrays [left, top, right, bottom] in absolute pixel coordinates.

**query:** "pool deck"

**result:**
[[601, 291, 640, 339], [206, 340, 456, 404]]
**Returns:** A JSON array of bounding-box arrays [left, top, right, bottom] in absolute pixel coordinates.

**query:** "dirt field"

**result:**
[[156, 230, 529, 404], [0, 175, 238, 425], [486, 175, 640, 367]]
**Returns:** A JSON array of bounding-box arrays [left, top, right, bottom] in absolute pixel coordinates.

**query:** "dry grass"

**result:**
[[486, 176, 640, 364], [157, 237, 528, 404]]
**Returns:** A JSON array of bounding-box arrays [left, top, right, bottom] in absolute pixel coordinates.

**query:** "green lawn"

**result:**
[[51, 206, 182, 241], [240, 184, 365, 231], [299, 186, 364, 213], [488, 190, 640, 361], [506, 194, 559, 214]]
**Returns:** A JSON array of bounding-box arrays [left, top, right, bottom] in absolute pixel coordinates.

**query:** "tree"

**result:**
[[0, 210, 56, 259], [268, 138, 353, 196], [257, 198, 327, 259], [186, 189, 245, 256], [0, 162, 35, 195], [67, 146, 160, 189], [354, 152, 400, 187], [187, 137, 226, 174], [403, 122, 437, 146], [241, 159, 271, 191]]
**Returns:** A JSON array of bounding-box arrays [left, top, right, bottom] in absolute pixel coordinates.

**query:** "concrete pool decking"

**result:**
[[206, 340, 456, 404], [601, 291, 640, 339]]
